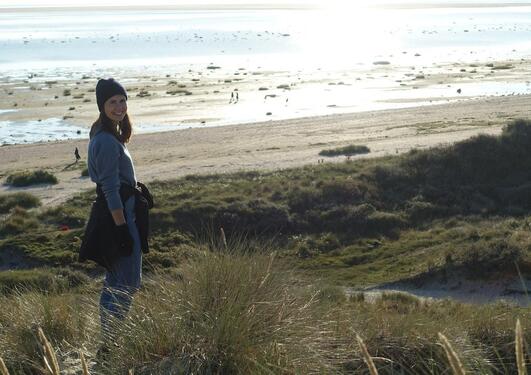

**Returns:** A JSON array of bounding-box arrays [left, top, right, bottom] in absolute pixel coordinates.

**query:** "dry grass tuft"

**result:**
[[80, 351, 90, 375], [38, 327, 60, 375], [438, 332, 466, 375], [356, 334, 379, 375], [516, 319, 528, 375], [220, 227, 227, 249], [0, 357, 10, 375]]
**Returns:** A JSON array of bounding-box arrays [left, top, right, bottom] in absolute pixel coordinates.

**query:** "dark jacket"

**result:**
[[79, 182, 153, 269]]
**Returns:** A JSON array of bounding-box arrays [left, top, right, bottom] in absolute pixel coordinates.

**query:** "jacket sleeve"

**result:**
[[93, 135, 123, 211]]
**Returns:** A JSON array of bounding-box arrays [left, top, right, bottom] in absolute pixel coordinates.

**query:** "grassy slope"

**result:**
[[1, 120, 531, 374], [1, 120, 531, 289]]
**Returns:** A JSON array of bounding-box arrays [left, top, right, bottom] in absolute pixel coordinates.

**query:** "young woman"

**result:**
[[84, 78, 143, 346]]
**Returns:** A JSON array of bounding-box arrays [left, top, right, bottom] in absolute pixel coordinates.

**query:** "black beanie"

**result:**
[[95, 78, 128, 113]]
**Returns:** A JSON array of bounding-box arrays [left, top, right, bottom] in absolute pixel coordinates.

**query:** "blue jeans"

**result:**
[[99, 196, 142, 342]]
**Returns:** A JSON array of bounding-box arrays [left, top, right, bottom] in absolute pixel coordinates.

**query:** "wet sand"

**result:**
[[2, 55, 531, 140]]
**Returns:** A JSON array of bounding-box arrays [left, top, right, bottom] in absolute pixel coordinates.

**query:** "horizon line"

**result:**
[[2, 2, 531, 10]]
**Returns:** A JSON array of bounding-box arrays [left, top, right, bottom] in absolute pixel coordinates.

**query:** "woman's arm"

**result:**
[[92, 134, 125, 221], [111, 209, 126, 226]]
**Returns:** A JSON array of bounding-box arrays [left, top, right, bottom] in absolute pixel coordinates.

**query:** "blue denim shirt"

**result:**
[[88, 124, 137, 211]]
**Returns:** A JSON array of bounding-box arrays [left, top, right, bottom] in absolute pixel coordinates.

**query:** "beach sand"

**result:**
[[3, 55, 531, 130], [2, 92, 530, 206], [2, 52, 531, 205]]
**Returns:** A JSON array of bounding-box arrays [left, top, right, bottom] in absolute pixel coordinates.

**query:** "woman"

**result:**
[[83, 78, 144, 347]]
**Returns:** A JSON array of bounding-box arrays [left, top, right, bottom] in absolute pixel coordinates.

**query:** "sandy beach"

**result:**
[[3, 3, 531, 205], [2, 92, 530, 206]]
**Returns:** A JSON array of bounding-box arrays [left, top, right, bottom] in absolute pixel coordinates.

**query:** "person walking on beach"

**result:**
[[79, 78, 152, 357], [74, 147, 81, 163]]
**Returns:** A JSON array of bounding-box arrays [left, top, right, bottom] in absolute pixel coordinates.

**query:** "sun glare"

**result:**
[[296, 0, 397, 67]]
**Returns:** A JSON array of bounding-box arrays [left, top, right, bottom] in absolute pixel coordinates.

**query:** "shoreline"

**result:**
[[2, 94, 530, 206], [3, 3, 531, 12], [3, 55, 531, 146]]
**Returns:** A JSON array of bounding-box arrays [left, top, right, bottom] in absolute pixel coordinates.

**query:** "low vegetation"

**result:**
[[0, 193, 40, 214], [319, 144, 370, 157], [5, 170, 58, 187], [0, 249, 528, 374], [1, 119, 531, 373]]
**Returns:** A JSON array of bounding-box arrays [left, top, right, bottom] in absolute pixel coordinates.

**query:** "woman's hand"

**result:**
[[110, 208, 133, 255], [115, 223, 134, 256]]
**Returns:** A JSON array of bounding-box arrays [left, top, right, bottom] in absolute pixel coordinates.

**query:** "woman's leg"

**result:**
[[100, 195, 142, 342]]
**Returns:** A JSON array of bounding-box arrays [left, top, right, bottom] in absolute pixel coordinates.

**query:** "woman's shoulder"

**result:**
[[89, 130, 122, 153], [91, 128, 119, 143]]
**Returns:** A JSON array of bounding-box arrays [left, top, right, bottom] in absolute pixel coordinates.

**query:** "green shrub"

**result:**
[[5, 170, 58, 187], [39, 205, 87, 228], [0, 207, 40, 236], [0, 193, 40, 214], [460, 238, 522, 276], [319, 144, 370, 157]]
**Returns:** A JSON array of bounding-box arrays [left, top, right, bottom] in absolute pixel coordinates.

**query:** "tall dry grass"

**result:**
[[0, 358, 9, 375], [356, 334, 378, 375], [0, 291, 99, 374], [103, 250, 339, 374], [37, 327, 60, 375], [516, 319, 528, 375], [438, 332, 466, 375], [0, 245, 529, 374]]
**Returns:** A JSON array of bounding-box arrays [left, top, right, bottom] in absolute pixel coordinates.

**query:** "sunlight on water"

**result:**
[[2, 5, 531, 144], [2, 6, 531, 71]]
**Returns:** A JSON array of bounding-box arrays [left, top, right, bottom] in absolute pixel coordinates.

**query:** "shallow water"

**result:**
[[3, 5, 531, 144], [0, 118, 88, 144], [2, 6, 531, 72]]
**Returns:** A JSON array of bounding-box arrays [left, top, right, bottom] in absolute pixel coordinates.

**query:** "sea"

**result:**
[[2, 3, 531, 143]]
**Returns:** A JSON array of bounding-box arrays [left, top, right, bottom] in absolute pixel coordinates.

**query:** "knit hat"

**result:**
[[95, 78, 128, 113]]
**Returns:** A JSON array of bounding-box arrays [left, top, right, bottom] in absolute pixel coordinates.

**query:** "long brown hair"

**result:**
[[90, 112, 133, 143]]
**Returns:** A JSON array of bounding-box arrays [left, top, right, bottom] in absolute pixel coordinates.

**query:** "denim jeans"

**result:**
[[99, 196, 142, 342]]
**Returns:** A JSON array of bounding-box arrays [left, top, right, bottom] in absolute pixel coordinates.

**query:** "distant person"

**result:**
[[79, 78, 153, 359], [235, 91, 239, 103], [230, 91, 234, 103], [74, 147, 81, 163]]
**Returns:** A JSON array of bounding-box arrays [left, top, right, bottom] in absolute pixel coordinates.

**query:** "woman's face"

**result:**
[[104, 94, 127, 122]]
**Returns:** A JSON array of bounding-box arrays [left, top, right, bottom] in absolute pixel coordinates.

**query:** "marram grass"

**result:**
[[516, 319, 528, 375], [0, 245, 529, 374], [357, 334, 379, 375], [438, 332, 466, 375]]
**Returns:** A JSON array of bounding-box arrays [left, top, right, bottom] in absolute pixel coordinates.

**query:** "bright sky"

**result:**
[[0, 0, 310, 6], [2, 0, 530, 7]]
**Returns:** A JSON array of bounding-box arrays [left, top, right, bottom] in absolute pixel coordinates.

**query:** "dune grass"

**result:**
[[0, 248, 528, 374], [1, 120, 531, 287], [5, 170, 58, 187], [1, 119, 531, 373], [0, 193, 40, 214], [0, 268, 89, 295], [319, 144, 370, 157]]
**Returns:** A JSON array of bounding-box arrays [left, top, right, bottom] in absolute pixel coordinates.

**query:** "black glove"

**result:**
[[115, 223, 134, 256]]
